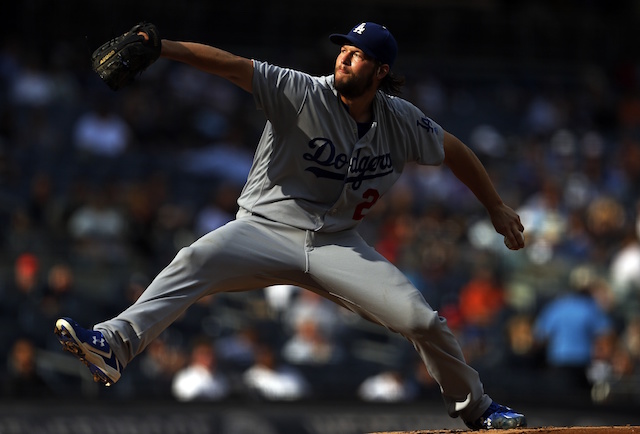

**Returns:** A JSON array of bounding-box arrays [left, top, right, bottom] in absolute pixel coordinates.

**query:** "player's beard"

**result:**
[[334, 68, 375, 99]]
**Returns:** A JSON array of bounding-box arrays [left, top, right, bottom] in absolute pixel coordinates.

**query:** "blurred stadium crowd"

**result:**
[[1, 1, 640, 411]]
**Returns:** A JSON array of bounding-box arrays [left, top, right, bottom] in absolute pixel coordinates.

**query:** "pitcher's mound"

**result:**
[[373, 426, 640, 434]]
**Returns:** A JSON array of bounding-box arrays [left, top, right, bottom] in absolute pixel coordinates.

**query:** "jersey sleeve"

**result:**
[[387, 97, 445, 166], [413, 113, 445, 165], [252, 60, 314, 129]]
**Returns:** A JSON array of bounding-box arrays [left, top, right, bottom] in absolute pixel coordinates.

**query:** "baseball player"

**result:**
[[55, 22, 527, 430]]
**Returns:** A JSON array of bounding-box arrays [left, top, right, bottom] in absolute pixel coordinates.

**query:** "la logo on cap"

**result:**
[[353, 23, 367, 34]]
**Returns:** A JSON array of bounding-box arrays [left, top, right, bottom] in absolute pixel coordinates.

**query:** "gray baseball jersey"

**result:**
[[95, 60, 492, 423], [237, 60, 444, 232]]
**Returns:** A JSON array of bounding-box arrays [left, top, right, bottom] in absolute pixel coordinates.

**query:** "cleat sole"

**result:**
[[54, 320, 118, 387]]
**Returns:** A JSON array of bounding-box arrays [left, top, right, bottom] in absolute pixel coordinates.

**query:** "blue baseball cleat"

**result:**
[[464, 401, 527, 430], [54, 317, 121, 386]]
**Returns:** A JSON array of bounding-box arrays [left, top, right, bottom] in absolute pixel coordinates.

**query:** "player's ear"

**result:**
[[376, 64, 389, 80]]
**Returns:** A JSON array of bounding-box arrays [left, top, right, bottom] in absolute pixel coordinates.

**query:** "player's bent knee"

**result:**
[[172, 240, 244, 277], [392, 304, 444, 338], [172, 244, 216, 274]]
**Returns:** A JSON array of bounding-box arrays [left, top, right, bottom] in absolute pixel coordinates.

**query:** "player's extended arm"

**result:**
[[160, 40, 254, 93], [442, 131, 525, 250]]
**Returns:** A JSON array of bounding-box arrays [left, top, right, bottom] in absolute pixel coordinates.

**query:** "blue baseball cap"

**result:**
[[330, 22, 398, 67]]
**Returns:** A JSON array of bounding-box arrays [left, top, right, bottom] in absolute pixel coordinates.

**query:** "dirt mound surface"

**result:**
[[373, 426, 640, 434]]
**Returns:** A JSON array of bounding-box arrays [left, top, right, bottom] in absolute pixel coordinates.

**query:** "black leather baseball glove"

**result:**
[[91, 22, 161, 91]]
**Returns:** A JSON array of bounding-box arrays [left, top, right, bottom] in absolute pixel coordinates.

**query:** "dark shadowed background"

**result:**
[[1, 1, 640, 433]]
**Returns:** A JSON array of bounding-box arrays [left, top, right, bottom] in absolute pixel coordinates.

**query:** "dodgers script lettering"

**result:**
[[303, 138, 393, 190]]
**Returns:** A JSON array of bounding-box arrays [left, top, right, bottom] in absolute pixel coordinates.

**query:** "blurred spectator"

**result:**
[[517, 176, 569, 264], [120, 175, 168, 263], [503, 314, 542, 370], [533, 265, 615, 394], [8, 52, 55, 109], [375, 210, 417, 266], [72, 99, 132, 158], [135, 332, 187, 398], [608, 342, 636, 382], [71, 99, 134, 185], [455, 263, 507, 365], [0, 253, 45, 346], [26, 172, 65, 234], [105, 272, 149, 319], [149, 201, 196, 267], [67, 184, 129, 265], [469, 124, 507, 159], [585, 319, 640, 402], [585, 195, 627, 262], [179, 133, 253, 187], [171, 336, 230, 401], [620, 316, 640, 364], [5, 208, 41, 258], [263, 284, 299, 318], [282, 290, 345, 340], [616, 139, 640, 201], [215, 324, 260, 371], [586, 326, 619, 395], [524, 93, 563, 136], [281, 318, 344, 366], [458, 264, 505, 330], [357, 370, 418, 403], [242, 344, 310, 401], [554, 209, 593, 263], [2, 337, 54, 399], [410, 356, 441, 399], [609, 226, 640, 319], [39, 263, 94, 330], [172, 295, 219, 340]]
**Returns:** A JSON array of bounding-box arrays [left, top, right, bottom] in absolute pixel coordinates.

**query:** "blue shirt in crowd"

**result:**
[[533, 293, 613, 367]]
